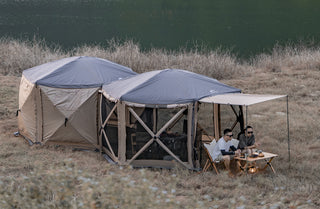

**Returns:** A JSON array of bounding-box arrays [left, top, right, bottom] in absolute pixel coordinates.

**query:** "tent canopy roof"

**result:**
[[23, 56, 137, 88], [200, 93, 287, 106], [102, 69, 241, 105]]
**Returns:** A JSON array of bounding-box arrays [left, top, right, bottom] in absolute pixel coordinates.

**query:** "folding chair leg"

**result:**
[[204, 160, 211, 171], [198, 159, 209, 174], [200, 159, 219, 174], [212, 162, 219, 174], [202, 159, 210, 172]]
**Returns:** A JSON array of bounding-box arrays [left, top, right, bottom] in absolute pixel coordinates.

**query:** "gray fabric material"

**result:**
[[23, 56, 137, 88], [103, 69, 241, 105], [237, 133, 255, 149]]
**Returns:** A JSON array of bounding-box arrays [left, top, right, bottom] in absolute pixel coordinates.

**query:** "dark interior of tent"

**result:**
[[101, 97, 202, 163]]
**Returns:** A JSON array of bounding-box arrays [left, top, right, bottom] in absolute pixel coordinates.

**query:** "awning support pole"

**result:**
[[99, 93, 103, 155], [213, 104, 220, 140], [245, 106, 248, 141], [287, 95, 291, 167], [245, 106, 248, 129]]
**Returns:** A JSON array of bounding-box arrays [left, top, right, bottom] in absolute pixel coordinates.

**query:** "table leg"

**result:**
[[236, 160, 247, 174], [259, 157, 276, 173]]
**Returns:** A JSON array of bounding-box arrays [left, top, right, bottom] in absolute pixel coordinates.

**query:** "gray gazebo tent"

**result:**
[[18, 56, 137, 147], [99, 69, 241, 169]]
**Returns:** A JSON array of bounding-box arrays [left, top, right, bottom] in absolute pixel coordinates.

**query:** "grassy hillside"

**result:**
[[0, 38, 319, 208]]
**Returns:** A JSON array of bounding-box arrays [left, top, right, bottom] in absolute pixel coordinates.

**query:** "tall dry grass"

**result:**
[[0, 38, 320, 208], [2, 38, 320, 77], [2, 37, 320, 79], [71, 39, 245, 79], [250, 42, 320, 72], [0, 37, 68, 75]]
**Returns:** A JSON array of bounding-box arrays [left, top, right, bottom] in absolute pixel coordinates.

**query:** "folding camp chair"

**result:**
[[201, 137, 239, 174], [201, 140, 220, 174], [231, 138, 239, 149]]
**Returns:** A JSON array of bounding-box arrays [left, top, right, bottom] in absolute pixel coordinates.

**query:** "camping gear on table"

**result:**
[[18, 56, 137, 148]]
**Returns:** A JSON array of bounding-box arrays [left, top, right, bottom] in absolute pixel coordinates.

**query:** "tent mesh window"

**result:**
[[128, 107, 188, 162], [101, 97, 119, 156]]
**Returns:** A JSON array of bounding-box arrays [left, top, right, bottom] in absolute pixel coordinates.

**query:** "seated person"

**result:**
[[237, 125, 260, 152], [212, 128, 240, 174]]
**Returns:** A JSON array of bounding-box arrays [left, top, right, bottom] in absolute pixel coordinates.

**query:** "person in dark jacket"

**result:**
[[237, 126, 260, 151]]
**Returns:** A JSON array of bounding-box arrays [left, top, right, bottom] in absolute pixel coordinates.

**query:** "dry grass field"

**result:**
[[0, 38, 319, 208]]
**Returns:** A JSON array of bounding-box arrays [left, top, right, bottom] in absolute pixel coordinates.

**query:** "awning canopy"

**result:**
[[200, 93, 287, 106], [201, 93, 291, 164]]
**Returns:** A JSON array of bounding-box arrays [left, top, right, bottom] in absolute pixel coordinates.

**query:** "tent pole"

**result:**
[[212, 104, 215, 138], [155, 138, 191, 169], [193, 102, 199, 169], [101, 129, 116, 158], [117, 102, 127, 164], [99, 93, 103, 155], [245, 105, 248, 132], [129, 107, 155, 137], [153, 108, 157, 133], [218, 104, 221, 137], [287, 95, 290, 167], [102, 104, 117, 128], [35, 87, 43, 143], [187, 103, 193, 167], [213, 104, 220, 140]]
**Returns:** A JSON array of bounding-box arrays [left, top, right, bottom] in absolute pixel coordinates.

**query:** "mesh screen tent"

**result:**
[[18, 56, 137, 147], [100, 69, 241, 169]]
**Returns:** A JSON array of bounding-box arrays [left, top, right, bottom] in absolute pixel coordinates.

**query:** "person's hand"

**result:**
[[235, 149, 241, 156]]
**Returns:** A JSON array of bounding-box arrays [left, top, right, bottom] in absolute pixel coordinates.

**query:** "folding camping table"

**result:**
[[235, 152, 278, 174]]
